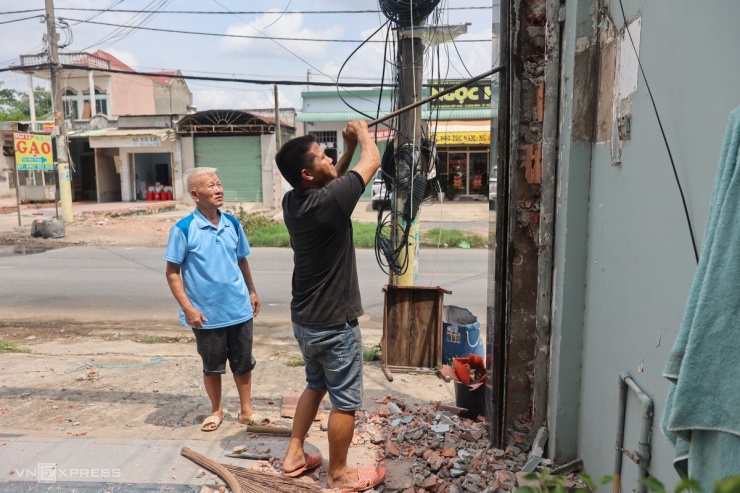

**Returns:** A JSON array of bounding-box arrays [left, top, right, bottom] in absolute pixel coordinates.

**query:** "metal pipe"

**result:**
[[615, 373, 654, 493], [367, 65, 504, 128]]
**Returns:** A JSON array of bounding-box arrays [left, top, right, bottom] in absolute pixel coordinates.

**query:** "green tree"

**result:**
[[0, 81, 52, 122]]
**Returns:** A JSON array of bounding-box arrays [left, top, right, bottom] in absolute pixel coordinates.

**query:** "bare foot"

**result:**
[[327, 466, 357, 490]]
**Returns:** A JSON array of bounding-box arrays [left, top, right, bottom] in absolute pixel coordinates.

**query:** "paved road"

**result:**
[[0, 245, 489, 330]]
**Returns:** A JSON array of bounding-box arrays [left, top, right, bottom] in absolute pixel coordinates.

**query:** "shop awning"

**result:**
[[296, 108, 496, 123], [70, 128, 175, 148], [431, 120, 492, 145]]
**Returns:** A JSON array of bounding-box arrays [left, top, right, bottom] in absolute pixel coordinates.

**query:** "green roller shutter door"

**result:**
[[194, 135, 262, 202]]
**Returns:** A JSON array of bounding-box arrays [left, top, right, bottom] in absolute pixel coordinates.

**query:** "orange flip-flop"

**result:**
[[339, 466, 387, 492], [281, 453, 323, 478]]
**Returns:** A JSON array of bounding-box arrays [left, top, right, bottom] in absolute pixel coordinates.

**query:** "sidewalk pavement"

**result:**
[[2, 436, 231, 491]]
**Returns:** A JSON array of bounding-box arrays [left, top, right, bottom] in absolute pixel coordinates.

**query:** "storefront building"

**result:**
[[297, 81, 496, 201], [8, 50, 192, 203], [71, 127, 177, 203]]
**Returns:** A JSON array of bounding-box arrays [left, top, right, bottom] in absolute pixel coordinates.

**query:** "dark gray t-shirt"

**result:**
[[282, 170, 366, 327]]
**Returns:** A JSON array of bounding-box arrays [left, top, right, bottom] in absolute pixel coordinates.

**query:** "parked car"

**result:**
[[371, 170, 389, 210], [489, 166, 498, 210]]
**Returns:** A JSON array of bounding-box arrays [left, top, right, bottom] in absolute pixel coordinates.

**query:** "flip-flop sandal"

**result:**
[[238, 412, 270, 426], [339, 466, 387, 492], [281, 453, 323, 478], [200, 415, 222, 432]]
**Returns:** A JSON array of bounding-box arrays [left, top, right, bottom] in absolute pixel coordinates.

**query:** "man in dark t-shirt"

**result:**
[[275, 120, 386, 492]]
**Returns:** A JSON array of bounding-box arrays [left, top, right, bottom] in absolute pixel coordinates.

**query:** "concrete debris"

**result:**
[[342, 397, 537, 492], [388, 402, 403, 414], [550, 458, 583, 476], [528, 427, 548, 460]]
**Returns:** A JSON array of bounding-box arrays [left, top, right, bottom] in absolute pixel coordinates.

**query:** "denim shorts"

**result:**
[[292, 320, 363, 412], [192, 319, 256, 375]]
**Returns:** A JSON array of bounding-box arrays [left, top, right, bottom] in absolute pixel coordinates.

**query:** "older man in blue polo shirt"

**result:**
[[165, 167, 265, 432]]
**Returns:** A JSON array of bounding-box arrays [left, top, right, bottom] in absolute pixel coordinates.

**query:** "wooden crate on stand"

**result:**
[[381, 284, 451, 381]]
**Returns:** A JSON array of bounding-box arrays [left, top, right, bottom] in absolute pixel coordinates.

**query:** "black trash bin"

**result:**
[[454, 381, 485, 420]]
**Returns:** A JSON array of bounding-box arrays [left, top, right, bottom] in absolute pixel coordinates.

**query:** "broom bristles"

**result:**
[[224, 464, 321, 493]]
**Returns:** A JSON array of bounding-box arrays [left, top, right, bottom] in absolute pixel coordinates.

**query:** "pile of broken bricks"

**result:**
[[203, 396, 586, 493], [344, 397, 584, 493]]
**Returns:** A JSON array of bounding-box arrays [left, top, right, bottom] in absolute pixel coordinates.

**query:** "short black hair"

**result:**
[[275, 134, 318, 189]]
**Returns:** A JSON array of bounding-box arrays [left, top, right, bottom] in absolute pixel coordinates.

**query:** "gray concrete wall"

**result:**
[[179, 135, 195, 205], [553, 0, 740, 487], [153, 79, 192, 115]]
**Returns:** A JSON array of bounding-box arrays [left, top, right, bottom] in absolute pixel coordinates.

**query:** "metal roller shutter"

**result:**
[[194, 135, 262, 202]]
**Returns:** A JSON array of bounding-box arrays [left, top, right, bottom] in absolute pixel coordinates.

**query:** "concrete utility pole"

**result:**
[[45, 0, 73, 222], [273, 84, 281, 149], [392, 30, 425, 286]]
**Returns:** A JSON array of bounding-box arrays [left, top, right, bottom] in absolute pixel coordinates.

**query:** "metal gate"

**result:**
[[194, 135, 262, 202]]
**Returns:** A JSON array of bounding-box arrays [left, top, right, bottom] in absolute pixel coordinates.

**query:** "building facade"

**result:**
[[5, 50, 192, 203], [297, 84, 496, 201]]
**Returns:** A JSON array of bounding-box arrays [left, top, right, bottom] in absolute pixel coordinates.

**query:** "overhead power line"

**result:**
[[0, 63, 392, 87], [1, 63, 489, 89], [1, 7, 493, 16], [0, 14, 45, 25], [58, 17, 489, 43]]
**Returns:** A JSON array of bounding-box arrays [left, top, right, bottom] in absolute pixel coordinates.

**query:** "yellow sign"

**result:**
[[14, 133, 54, 170], [436, 131, 490, 145]]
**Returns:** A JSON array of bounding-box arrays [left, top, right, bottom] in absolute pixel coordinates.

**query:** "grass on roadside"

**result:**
[[140, 335, 161, 344], [244, 220, 487, 249], [0, 340, 30, 353], [420, 228, 489, 248], [285, 357, 305, 367], [363, 344, 382, 362]]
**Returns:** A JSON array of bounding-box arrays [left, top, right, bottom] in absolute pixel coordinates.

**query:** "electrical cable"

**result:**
[[72, 0, 124, 25], [616, 0, 698, 264], [0, 14, 44, 25], [335, 21, 393, 120], [371, 0, 458, 277], [54, 17, 491, 44], [78, 0, 171, 51], [379, 0, 442, 27], [0, 6, 496, 16], [0, 64, 396, 87], [208, 0, 362, 85]]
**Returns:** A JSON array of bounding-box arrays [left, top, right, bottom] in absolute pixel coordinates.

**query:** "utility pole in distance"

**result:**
[[273, 84, 281, 149], [45, 0, 73, 222]]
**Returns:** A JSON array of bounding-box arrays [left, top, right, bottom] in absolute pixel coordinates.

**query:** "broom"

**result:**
[[181, 447, 321, 493]]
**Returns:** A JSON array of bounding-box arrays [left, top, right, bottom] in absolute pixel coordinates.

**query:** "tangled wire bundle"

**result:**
[[378, 0, 442, 26]]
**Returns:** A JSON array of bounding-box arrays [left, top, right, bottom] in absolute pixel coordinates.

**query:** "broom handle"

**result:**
[[367, 65, 504, 128], [181, 447, 242, 493], [246, 425, 294, 435]]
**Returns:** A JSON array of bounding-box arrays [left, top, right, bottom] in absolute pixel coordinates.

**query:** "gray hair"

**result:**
[[184, 167, 218, 191]]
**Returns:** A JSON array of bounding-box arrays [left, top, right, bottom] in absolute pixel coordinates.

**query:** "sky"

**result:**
[[0, 0, 496, 113]]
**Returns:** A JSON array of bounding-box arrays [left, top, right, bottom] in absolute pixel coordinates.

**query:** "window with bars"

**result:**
[[309, 131, 338, 148]]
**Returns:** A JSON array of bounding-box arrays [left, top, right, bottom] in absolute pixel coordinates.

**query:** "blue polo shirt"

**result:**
[[164, 209, 253, 329]]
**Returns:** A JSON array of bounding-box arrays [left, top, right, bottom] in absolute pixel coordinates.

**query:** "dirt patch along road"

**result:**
[[0, 201, 490, 489], [0, 318, 455, 440]]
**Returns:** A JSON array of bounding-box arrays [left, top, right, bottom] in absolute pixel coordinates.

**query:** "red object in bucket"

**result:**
[[146, 192, 154, 201], [153, 192, 161, 201]]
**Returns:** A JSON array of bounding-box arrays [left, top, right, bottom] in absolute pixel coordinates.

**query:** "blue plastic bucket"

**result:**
[[442, 305, 484, 365]]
